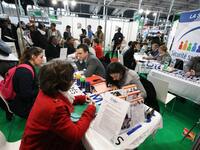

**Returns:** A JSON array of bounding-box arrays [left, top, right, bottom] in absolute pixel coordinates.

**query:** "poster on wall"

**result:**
[[170, 9, 200, 61]]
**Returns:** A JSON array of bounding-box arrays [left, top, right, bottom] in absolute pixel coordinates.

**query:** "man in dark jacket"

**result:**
[[32, 23, 47, 49], [45, 36, 60, 61], [112, 27, 123, 57], [123, 41, 137, 70], [76, 44, 105, 78]]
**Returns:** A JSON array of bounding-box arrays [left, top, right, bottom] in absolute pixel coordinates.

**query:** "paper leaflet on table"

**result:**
[[108, 84, 145, 133], [92, 93, 130, 142]]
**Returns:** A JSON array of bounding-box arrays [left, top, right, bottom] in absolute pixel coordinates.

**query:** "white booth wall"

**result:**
[[57, 16, 138, 47], [9, 16, 139, 47]]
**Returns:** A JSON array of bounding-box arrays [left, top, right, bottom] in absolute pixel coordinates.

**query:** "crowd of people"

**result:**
[[0, 14, 200, 150]]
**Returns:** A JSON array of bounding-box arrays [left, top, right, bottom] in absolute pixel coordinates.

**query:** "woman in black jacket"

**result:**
[[9, 47, 43, 118]]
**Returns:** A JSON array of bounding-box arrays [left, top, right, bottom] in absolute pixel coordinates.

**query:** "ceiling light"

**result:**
[[52, 0, 57, 5], [71, 0, 77, 6], [153, 12, 157, 17], [63, 0, 68, 5], [145, 10, 150, 15], [138, 9, 144, 14]]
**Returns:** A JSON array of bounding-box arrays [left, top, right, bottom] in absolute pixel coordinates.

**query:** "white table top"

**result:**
[[83, 109, 162, 150], [148, 69, 200, 104]]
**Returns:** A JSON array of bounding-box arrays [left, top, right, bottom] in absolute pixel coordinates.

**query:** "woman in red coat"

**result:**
[[20, 60, 96, 150]]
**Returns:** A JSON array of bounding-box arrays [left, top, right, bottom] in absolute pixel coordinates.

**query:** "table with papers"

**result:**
[[69, 81, 163, 150], [148, 69, 200, 104], [82, 108, 162, 150], [135, 61, 161, 74]]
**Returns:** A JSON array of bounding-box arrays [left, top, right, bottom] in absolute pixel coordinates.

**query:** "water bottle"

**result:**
[[163, 61, 169, 71], [85, 82, 91, 93]]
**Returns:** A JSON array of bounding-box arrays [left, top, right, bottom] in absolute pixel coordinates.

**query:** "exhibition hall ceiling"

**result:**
[[2, 0, 200, 18]]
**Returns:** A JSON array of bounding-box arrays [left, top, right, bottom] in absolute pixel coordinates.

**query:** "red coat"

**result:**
[[20, 90, 96, 150], [94, 45, 103, 59]]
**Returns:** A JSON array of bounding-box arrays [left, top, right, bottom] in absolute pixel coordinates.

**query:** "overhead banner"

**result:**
[[171, 9, 200, 61]]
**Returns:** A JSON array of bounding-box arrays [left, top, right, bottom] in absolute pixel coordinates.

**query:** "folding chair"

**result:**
[[147, 75, 176, 114]]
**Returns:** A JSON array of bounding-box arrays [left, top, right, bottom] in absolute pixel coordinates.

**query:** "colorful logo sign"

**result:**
[[178, 40, 200, 53]]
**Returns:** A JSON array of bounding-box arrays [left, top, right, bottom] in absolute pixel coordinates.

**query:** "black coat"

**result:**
[[31, 30, 47, 49], [123, 48, 136, 70], [45, 43, 60, 61], [9, 62, 38, 118]]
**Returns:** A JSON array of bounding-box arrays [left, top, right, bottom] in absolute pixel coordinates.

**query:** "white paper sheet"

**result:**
[[92, 93, 130, 142]]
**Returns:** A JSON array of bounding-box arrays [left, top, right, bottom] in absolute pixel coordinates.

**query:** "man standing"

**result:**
[[75, 44, 105, 78], [47, 23, 62, 42], [63, 25, 71, 40], [87, 25, 93, 40], [112, 27, 123, 57]]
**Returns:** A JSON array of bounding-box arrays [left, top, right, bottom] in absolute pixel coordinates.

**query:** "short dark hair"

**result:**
[[39, 60, 75, 97], [106, 62, 126, 88], [51, 22, 56, 27], [66, 25, 71, 29], [131, 41, 139, 49], [77, 44, 89, 53], [128, 41, 133, 47], [93, 38, 100, 44], [83, 38, 91, 46], [98, 25, 102, 29]]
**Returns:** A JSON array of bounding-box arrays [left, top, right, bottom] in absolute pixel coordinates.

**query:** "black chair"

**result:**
[[140, 76, 160, 112], [174, 59, 184, 70]]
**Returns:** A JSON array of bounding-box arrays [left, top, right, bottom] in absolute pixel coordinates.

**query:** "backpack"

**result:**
[[0, 64, 34, 101]]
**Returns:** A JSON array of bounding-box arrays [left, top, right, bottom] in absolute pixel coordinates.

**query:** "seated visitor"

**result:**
[[9, 47, 43, 118], [75, 44, 105, 78], [156, 45, 171, 64], [184, 56, 200, 77], [106, 62, 146, 98], [143, 42, 159, 60], [123, 41, 138, 70], [20, 60, 96, 150], [45, 36, 61, 61]]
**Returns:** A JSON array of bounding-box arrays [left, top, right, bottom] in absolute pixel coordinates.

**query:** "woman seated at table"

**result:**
[[184, 56, 200, 77], [106, 62, 146, 99], [9, 47, 43, 118], [156, 45, 172, 65], [20, 60, 96, 150]]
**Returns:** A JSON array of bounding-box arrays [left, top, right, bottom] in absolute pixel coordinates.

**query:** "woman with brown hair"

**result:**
[[157, 45, 172, 64], [9, 47, 43, 118], [20, 60, 96, 150]]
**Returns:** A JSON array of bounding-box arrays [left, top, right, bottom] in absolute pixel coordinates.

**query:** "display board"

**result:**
[[171, 9, 200, 61]]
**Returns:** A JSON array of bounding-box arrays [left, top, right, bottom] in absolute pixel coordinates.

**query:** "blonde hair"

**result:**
[[159, 45, 168, 52]]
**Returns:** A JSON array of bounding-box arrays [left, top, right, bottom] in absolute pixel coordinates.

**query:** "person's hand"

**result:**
[[143, 56, 147, 59], [89, 101, 96, 107], [185, 71, 191, 77], [191, 69, 196, 76], [86, 95, 92, 103]]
